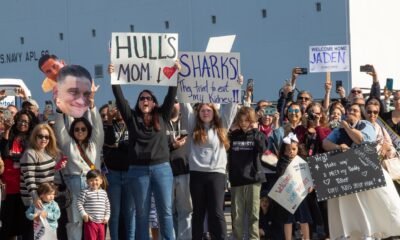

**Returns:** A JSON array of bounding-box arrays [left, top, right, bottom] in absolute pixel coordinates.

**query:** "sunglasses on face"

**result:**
[[351, 90, 362, 94], [348, 108, 360, 113], [17, 120, 29, 125], [288, 108, 300, 114], [74, 127, 87, 133], [366, 110, 379, 115], [297, 96, 310, 101], [36, 134, 50, 140], [139, 96, 153, 101]]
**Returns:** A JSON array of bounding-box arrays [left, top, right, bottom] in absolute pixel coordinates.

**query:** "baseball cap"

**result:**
[[22, 98, 40, 109]]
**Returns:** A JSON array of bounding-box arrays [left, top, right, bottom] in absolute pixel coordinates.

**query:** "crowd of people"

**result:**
[[0, 55, 399, 240]]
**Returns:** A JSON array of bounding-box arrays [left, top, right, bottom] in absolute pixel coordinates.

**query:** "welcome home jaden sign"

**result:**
[[110, 32, 178, 86]]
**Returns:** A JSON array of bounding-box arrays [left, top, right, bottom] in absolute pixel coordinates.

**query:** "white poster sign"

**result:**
[[309, 45, 350, 73], [33, 216, 57, 240], [110, 32, 178, 86], [177, 52, 241, 103], [206, 35, 236, 53], [268, 156, 313, 214]]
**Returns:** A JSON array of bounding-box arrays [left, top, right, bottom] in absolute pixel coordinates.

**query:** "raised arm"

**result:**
[[54, 111, 73, 147], [180, 103, 195, 133], [88, 107, 104, 146], [323, 72, 332, 112], [220, 102, 239, 129], [160, 86, 177, 120], [109, 64, 134, 123]]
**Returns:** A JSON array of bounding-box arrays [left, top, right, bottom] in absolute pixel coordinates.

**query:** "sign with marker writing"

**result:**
[[268, 156, 313, 214], [177, 52, 241, 103], [110, 32, 178, 86], [309, 45, 350, 72], [307, 143, 386, 201]]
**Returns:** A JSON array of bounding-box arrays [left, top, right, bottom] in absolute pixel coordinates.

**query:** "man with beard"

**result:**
[[166, 100, 192, 239]]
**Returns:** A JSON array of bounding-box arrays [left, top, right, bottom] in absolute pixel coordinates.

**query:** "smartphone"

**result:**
[[335, 80, 343, 93], [45, 100, 53, 111], [298, 67, 308, 75], [178, 130, 188, 139], [55, 155, 68, 170], [360, 65, 373, 72], [108, 100, 115, 110], [246, 79, 254, 90], [3, 109, 12, 121], [386, 78, 394, 91]]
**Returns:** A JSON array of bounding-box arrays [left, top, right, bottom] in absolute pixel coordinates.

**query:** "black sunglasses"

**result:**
[[139, 96, 153, 101], [36, 134, 50, 140], [74, 127, 87, 132]]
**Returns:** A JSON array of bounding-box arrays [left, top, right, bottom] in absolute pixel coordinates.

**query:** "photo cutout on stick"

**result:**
[[54, 65, 92, 118]]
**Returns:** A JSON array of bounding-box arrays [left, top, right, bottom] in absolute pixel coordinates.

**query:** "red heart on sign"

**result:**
[[163, 66, 177, 79]]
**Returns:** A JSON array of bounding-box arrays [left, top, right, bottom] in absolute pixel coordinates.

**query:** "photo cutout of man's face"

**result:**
[[55, 75, 92, 118], [41, 58, 65, 81]]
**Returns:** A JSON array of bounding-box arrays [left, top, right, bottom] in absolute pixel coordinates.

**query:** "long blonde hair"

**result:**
[[193, 103, 230, 150], [29, 123, 60, 158]]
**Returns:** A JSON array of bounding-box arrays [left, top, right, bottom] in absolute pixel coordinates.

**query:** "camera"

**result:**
[[307, 109, 316, 121], [264, 107, 277, 116]]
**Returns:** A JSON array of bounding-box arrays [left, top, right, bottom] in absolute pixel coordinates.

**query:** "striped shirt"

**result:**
[[77, 188, 110, 223], [20, 148, 56, 206]]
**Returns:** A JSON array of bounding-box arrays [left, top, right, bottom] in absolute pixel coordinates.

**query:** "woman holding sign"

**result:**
[[322, 102, 400, 239], [180, 75, 241, 240], [109, 63, 178, 239]]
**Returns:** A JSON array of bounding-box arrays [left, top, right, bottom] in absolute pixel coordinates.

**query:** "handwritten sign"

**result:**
[[268, 156, 313, 214], [110, 32, 178, 86], [377, 117, 400, 152], [307, 143, 386, 201], [309, 45, 350, 72], [177, 52, 241, 103]]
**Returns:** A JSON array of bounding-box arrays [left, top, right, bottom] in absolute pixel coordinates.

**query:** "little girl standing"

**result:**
[[77, 169, 110, 240], [25, 182, 61, 239], [275, 133, 313, 240]]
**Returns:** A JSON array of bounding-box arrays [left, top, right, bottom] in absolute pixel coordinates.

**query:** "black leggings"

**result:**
[[190, 171, 227, 240]]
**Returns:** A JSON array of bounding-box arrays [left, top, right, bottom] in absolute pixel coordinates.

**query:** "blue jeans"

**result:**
[[63, 174, 87, 240], [172, 174, 192, 240], [128, 162, 174, 240], [107, 170, 136, 240]]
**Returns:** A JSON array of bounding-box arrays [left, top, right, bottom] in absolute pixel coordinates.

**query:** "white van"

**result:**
[[0, 78, 32, 108]]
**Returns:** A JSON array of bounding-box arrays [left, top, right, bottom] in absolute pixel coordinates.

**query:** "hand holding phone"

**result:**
[[360, 65, 373, 72], [177, 130, 188, 140], [55, 155, 68, 170], [3, 109, 12, 121], [108, 100, 116, 110], [335, 80, 343, 93], [293, 67, 308, 75], [386, 78, 394, 91]]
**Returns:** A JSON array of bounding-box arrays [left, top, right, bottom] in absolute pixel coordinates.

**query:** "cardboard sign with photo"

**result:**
[[54, 65, 93, 118]]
